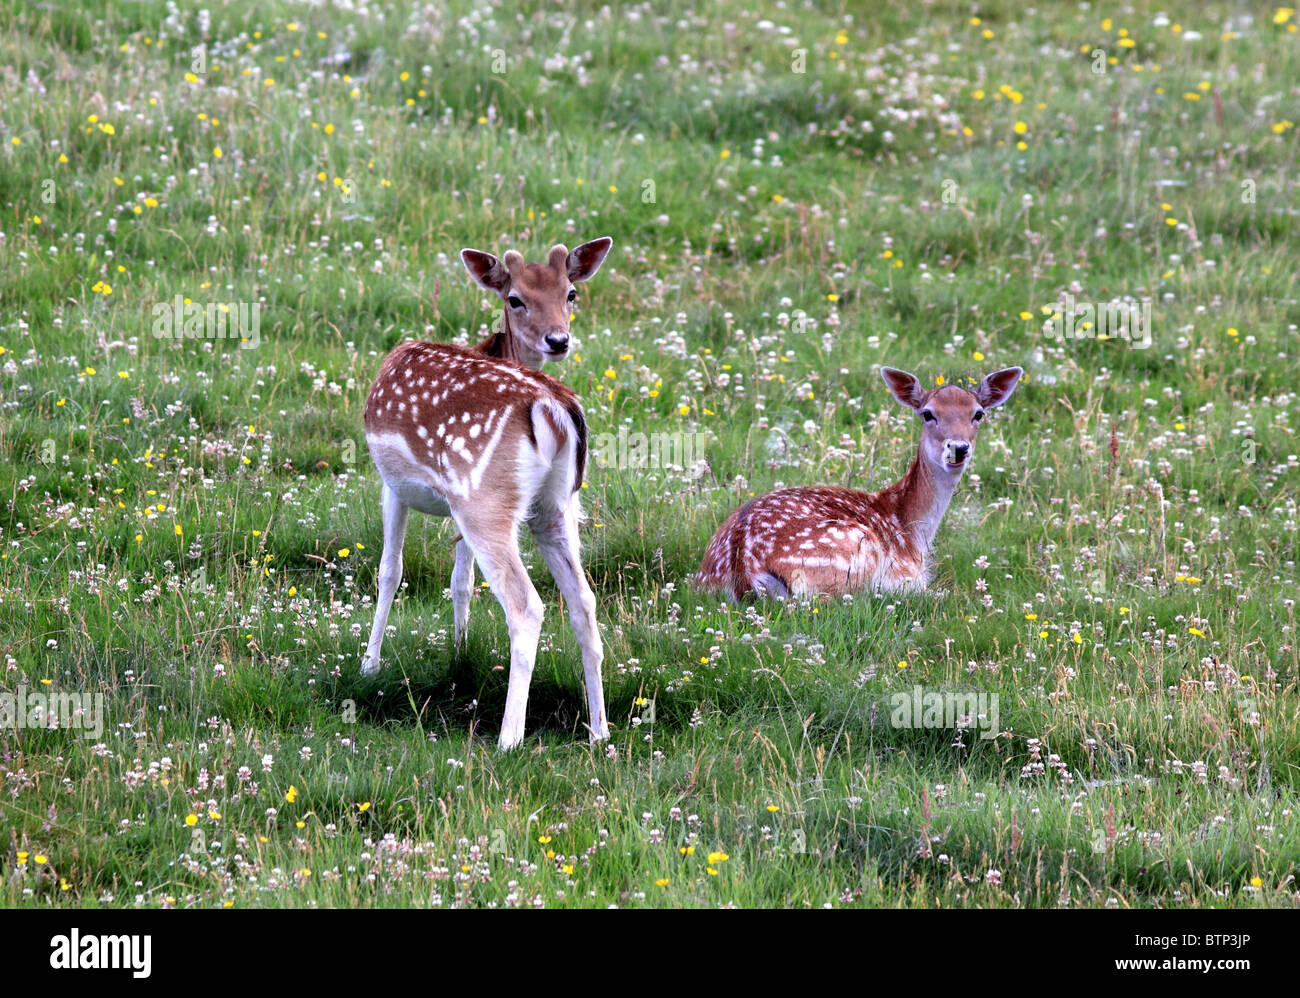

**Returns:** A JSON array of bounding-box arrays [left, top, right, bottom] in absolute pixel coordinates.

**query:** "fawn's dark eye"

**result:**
[[567, 288, 577, 302], [508, 296, 525, 309], [921, 410, 936, 423], [973, 410, 985, 422]]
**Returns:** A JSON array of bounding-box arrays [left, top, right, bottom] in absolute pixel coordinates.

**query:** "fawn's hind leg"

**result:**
[[362, 484, 410, 675]]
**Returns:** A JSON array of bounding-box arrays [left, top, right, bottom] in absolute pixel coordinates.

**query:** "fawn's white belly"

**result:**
[[367, 431, 452, 516]]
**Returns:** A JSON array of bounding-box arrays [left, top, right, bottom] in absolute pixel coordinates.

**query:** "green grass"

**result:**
[[0, 0, 1297, 908]]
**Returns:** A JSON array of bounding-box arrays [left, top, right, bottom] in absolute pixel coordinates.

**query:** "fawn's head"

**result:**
[[881, 366, 1023, 477], [461, 237, 613, 366]]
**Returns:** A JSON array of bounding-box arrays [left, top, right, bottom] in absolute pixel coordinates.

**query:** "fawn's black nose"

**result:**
[[952, 443, 970, 462], [544, 333, 570, 353]]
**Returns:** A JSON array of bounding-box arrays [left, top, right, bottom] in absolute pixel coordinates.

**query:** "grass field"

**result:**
[[1, 0, 1298, 908]]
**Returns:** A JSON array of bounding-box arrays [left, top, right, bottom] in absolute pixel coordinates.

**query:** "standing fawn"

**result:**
[[698, 366, 1023, 599], [361, 237, 613, 750]]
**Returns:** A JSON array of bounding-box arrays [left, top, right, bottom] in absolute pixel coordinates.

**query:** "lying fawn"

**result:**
[[361, 238, 613, 750], [698, 366, 1023, 598]]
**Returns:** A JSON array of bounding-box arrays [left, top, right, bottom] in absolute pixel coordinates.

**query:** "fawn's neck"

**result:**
[[879, 450, 960, 552], [475, 309, 544, 369]]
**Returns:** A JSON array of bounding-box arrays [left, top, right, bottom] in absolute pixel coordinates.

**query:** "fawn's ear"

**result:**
[[566, 237, 613, 283], [461, 248, 511, 294], [975, 367, 1024, 409], [881, 367, 927, 410]]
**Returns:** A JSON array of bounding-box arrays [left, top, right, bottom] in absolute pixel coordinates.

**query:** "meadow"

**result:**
[[0, 0, 1297, 908]]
